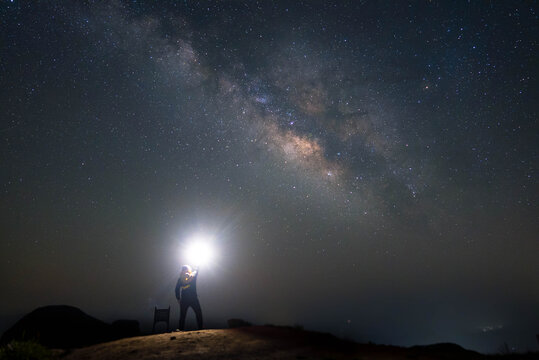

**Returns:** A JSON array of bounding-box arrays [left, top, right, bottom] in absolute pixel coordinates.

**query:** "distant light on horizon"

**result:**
[[480, 324, 504, 333]]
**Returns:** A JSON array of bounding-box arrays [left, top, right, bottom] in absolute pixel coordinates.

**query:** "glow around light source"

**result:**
[[183, 236, 216, 267]]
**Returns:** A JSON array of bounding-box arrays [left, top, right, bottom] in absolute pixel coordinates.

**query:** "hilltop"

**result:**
[[58, 325, 489, 360]]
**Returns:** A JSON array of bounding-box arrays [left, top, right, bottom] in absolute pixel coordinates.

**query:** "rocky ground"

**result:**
[[57, 325, 493, 360]]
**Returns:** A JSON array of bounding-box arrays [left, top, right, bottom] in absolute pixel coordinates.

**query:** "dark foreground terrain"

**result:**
[[53, 325, 533, 360]]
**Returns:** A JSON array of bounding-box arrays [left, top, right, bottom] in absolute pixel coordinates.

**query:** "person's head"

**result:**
[[181, 265, 192, 273]]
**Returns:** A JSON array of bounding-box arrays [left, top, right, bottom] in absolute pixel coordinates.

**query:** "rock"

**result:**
[[227, 318, 252, 328], [408, 342, 482, 358]]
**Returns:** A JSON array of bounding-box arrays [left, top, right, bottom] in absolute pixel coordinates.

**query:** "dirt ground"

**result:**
[[56, 326, 494, 360]]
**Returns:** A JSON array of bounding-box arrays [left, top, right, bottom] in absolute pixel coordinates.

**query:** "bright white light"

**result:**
[[183, 236, 215, 267]]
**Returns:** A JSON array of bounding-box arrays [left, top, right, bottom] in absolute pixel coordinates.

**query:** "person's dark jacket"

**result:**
[[175, 270, 198, 301]]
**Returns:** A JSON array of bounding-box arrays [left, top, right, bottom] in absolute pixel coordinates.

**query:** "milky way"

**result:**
[[1, 1, 537, 353]]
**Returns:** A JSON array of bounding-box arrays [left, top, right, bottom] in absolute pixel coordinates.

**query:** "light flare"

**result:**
[[181, 234, 216, 267]]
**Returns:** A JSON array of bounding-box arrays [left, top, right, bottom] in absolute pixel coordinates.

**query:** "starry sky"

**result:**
[[1, 0, 538, 353]]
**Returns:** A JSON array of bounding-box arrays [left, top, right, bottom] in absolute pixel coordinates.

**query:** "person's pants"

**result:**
[[179, 297, 203, 330]]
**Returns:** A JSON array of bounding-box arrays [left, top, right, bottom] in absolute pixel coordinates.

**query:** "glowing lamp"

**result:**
[[183, 236, 215, 267]]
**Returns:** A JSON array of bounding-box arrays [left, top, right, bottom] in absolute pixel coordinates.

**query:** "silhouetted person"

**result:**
[[175, 265, 203, 330]]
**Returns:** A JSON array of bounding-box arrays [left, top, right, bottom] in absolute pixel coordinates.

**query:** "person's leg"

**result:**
[[192, 298, 203, 330], [179, 301, 188, 330]]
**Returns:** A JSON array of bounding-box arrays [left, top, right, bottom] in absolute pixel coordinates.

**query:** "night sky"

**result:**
[[1, 0, 538, 353]]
